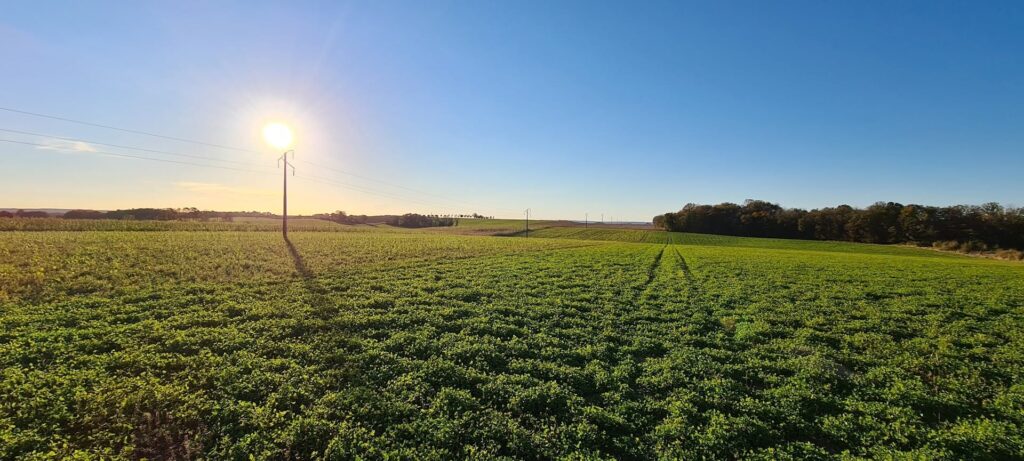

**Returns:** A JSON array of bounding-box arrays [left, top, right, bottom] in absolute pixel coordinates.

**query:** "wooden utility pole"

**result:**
[[278, 150, 295, 238], [524, 208, 531, 237]]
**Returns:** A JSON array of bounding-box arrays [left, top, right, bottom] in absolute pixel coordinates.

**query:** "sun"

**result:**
[[262, 122, 294, 150]]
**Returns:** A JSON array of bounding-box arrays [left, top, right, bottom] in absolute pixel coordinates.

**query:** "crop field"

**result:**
[[2, 221, 1023, 459], [426, 218, 563, 237], [523, 227, 956, 257]]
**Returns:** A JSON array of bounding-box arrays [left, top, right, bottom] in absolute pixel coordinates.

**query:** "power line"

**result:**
[[0, 127, 264, 167], [0, 106, 520, 216], [1, 137, 504, 213], [0, 138, 270, 174], [0, 106, 259, 153], [0, 129, 447, 205], [2, 106, 516, 213]]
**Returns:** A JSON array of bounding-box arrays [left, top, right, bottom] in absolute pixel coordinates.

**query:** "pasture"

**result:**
[[1, 220, 1022, 459]]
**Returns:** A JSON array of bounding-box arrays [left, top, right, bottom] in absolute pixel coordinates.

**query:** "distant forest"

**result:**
[[49, 208, 270, 221], [317, 210, 459, 228], [654, 200, 1024, 252], [0, 208, 485, 229]]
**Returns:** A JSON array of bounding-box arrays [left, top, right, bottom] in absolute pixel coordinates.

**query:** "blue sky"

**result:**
[[1, 0, 1021, 220]]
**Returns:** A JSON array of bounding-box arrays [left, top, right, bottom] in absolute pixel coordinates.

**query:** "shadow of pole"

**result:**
[[284, 236, 313, 280], [283, 236, 335, 313]]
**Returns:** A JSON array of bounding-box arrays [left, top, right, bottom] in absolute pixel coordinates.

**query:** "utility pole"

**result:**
[[585, 213, 588, 228], [262, 122, 295, 239], [278, 150, 295, 238], [524, 208, 531, 237]]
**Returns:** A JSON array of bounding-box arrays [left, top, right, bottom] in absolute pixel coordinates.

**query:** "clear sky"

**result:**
[[2, 1, 1022, 220]]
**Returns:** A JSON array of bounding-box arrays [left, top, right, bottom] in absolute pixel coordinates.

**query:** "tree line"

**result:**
[[0, 210, 50, 218], [1, 208, 489, 228], [0, 208, 276, 221], [387, 213, 457, 228], [316, 210, 491, 227], [315, 210, 375, 225], [654, 200, 1024, 251]]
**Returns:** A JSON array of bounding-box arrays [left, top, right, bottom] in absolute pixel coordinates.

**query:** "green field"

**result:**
[[523, 227, 958, 257], [2, 221, 1023, 459]]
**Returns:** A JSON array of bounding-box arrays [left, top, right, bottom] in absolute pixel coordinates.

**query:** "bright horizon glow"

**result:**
[[262, 123, 294, 150]]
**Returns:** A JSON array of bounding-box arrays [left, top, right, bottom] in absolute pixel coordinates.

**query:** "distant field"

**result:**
[[523, 226, 965, 258], [1, 222, 1022, 459], [422, 218, 559, 236]]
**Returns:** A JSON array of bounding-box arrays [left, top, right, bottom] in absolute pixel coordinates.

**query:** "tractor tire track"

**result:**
[[672, 245, 700, 295], [635, 245, 667, 301], [671, 245, 732, 340]]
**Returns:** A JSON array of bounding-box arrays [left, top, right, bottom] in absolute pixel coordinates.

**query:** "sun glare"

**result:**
[[262, 122, 294, 150]]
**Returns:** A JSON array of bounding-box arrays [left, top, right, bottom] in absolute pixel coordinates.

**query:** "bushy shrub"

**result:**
[[933, 240, 961, 251], [994, 249, 1024, 261], [959, 240, 989, 252]]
